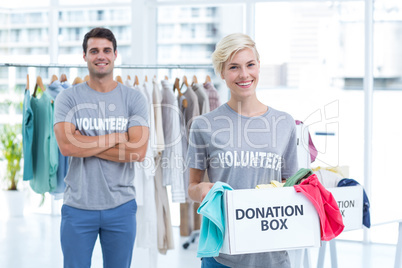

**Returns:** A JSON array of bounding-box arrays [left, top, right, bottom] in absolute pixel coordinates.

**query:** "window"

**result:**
[[0, 68, 8, 79], [191, 7, 200, 18], [0, 12, 8, 24], [10, 30, 20, 42], [0, 30, 7, 42], [97, 10, 104, 21], [158, 24, 174, 40], [10, 13, 25, 24], [206, 7, 217, 17], [28, 12, 45, 24], [206, 23, 217, 38]]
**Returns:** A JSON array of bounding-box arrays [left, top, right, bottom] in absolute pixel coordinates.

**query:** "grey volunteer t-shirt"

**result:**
[[54, 82, 148, 210], [187, 103, 298, 268]]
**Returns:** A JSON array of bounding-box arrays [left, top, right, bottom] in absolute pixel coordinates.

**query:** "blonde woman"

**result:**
[[187, 33, 298, 268]]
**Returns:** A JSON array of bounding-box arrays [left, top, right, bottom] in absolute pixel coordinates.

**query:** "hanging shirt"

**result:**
[[60, 81, 71, 90], [203, 82, 221, 111], [154, 154, 175, 254], [132, 83, 155, 207], [192, 83, 210, 115], [183, 85, 200, 135], [48, 80, 69, 197], [152, 78, 165, 154], [160, 80, 185, 203], [135, 81, 158, 253], [30, 90, 58, 194], [143, 81, 158, 157], [22, 89, 34, 181], [125, 77, 133, 88], [177, 94, 190, 198]]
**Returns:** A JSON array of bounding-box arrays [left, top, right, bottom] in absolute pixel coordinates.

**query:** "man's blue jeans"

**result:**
[[60, 199, 137, 268]]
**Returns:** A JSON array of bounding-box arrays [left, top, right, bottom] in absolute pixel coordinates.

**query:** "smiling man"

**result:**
[[53, 27, 149, 268]]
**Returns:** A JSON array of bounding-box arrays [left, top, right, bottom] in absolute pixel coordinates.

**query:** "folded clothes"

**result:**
[[256, 180, 284, 189], [284, 168, 313, 187]]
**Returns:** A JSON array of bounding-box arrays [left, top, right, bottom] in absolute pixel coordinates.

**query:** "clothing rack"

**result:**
[[0, 63, 214, 69]]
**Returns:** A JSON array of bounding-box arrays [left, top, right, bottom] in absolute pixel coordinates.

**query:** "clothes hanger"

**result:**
[[191, 75, 198, 86], [127, 75, 131, 80], [174, 78, 187, 108], [180, 75, 189, 89], [73, 77, 83, 85], [134, 75, 139, 86], [51, 74, 58, 84], [164, 75, 169, 80], [145, 75, 148, 83], [115, 75, 123, 84], [84, 75, 90, 82], [204, 75, 212, 87], [60, 74, 68, 83], [32, 75, 45, 97], [26, 74, 29, 91]]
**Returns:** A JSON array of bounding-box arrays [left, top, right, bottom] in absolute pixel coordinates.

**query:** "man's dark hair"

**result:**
[[82, 27, 117, 55]]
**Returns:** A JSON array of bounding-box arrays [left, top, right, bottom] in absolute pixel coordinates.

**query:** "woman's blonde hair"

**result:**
[[211, 33, 260, 76]]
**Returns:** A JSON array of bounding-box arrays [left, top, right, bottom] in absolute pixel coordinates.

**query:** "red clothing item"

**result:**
[[294, 174, 344, 241]]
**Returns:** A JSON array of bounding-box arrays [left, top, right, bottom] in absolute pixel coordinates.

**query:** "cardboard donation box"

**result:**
[[328, 186, 363, 231], [220, 187, 321, 255]]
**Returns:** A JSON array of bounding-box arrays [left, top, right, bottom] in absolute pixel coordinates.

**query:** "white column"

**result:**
[[130, 0, 157, 80], [245, 1, 255, 39], [49, 0, 59, 75], [363, 0, 373, 244]]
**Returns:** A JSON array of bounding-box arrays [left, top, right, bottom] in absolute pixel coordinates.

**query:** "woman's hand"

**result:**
[[198, 182, 214, 202], [188, 168, 214, 203]]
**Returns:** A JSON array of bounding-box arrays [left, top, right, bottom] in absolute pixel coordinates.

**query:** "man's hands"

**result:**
[[54, 122, 134, 158]]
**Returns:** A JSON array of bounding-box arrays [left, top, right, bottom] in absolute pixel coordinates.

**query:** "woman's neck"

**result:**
[[227, 97, 268, 117]]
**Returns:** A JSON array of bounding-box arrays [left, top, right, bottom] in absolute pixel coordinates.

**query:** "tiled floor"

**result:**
[[0, 213, 397, 268]]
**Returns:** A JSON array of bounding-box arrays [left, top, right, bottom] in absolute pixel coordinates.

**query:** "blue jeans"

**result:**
[[60, 199, 137, 268], [202, 257, 231, 268]]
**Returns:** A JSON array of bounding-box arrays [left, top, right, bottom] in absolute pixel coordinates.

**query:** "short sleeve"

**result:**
[[127, 90, 149, 129], [282, 121, 299, 178], [186, 117, 209, 170], [54, 89, 76, 126]]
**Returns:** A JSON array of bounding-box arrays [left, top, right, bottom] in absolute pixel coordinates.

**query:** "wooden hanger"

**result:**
[[26, 74, 29, 91], [205, 75, 211, 83], [84, 75, 90, 82], [116, 75, 123, 84], [164, 75, 169, 80], [145, 75, 148, 82], [51, 74, 58, 84], [60, 74, 67, 82], [73, 77, 83, 85], [181, 75, 189, 89], [191, 75, 198, 86], [32, 76, 45, 97], [134, 75, 139, 86], [174, 78, 187, 108], [127, 75, 131, 80]]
